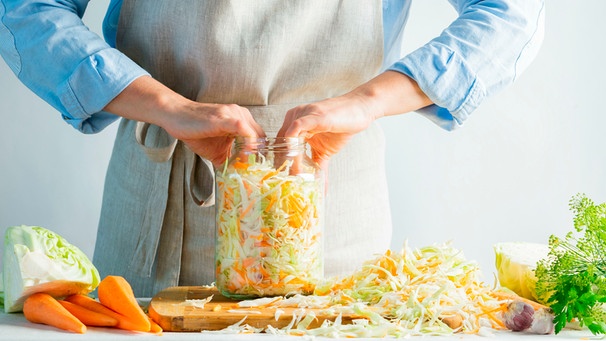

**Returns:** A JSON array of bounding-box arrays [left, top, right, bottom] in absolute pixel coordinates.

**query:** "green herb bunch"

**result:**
[[535, 193, 606, 334]]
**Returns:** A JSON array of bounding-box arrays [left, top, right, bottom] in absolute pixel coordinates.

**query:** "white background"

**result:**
[[1, 1, 605, 281]]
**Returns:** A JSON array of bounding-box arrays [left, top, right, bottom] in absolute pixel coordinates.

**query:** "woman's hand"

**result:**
[[164, 102, 264, 166], [277, 71, 433, 169], [104, 76, 264, 167], [277, 93, 377, 170]]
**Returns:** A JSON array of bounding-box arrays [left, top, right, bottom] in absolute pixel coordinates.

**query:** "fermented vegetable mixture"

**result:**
[[205, 242, 518, 337], [215, 154, 323, 298]]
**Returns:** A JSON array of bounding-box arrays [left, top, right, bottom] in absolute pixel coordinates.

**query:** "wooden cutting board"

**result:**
[[148, 286, 358, 332]]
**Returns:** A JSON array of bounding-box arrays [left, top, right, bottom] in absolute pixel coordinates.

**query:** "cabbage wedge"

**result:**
[[494, 242, 549, 302], [2, 225, 100, 313]]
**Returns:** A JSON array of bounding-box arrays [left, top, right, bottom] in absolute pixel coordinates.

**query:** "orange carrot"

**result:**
[[233, 160, 249, 170], [147, 315, 163, 335], [241, 201, 255, 216], [261, 170, 278, 182], [65, 294, 148, 332], [58, 300, 118, 327], [491, 291, 549, 311], [97, 275, 151, 332], [23, 293, 86, 334]]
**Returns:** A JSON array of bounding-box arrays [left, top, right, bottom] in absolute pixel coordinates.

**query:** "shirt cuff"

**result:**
[[58, 48, 150, 134], [388, 43, 486, 131]]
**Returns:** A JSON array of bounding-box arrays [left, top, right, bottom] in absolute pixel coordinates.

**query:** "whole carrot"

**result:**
[[97, 275, 151, 332], [23, 293, 86, 334], [491, 291, 549, 311], [148, 315, 163, 335], [65, 294, 149, 332], [58, 300, 118, 327]]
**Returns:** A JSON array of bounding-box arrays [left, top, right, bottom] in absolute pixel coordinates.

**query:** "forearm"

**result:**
[[346, 71, 433, 120], [103, 75, 264, 152], [103, 75, 188, 129]]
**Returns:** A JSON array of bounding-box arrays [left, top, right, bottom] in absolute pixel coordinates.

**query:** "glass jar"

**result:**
[[215, 137, 325, 298]]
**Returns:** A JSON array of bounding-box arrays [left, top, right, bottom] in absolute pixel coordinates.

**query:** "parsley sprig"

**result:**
[[535, 193, 606, 334]]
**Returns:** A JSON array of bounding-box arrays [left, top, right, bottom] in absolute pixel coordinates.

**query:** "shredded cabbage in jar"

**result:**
[[215, 154, 324, 298], [205, 242, 509, 337]]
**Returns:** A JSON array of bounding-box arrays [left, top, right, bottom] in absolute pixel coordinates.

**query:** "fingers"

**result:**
[[278, 106, 322, 138], [177, 103, 268, 166], [240, 107, 266, 138], [277, 104, 338, 171], [276, 110, 295, 138], [311, 147, 330, 172], [218, 104, 266, 138]]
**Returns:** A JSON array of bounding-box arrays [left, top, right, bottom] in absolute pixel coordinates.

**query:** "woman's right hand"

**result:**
[[164, 102, 265, 167], [104, 76, 265, 167]]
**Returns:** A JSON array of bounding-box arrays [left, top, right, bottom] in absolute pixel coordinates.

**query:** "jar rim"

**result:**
[[234, 136, 305, 149]]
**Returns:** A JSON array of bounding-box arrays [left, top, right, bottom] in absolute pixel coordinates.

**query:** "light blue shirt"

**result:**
[[0, 0, 544, 134]]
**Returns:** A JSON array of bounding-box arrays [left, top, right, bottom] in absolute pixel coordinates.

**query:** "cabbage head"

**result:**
[[494, 242, 549, 303], [2, 225, 100, 313]]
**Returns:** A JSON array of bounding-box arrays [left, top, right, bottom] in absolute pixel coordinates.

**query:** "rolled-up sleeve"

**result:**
[[0, 0, 149, 133], [388, 0, 545, 130]]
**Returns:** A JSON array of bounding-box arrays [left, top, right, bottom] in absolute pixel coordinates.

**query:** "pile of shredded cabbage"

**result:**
[[215, 154, 324, 298], [205, 241, 508, 338]]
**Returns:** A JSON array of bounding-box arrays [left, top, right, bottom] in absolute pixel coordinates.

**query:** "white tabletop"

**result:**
[[0, 311, 600, 341]]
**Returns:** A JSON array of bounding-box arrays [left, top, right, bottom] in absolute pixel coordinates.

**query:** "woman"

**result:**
[[0, 0, 545, 296]]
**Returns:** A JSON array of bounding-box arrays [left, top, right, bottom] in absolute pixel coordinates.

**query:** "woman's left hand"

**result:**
[[277, 71, 433, 169], [277, 93, 378, 170]]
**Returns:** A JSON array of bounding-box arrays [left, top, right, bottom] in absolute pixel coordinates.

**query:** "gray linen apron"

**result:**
[[93, 0, 393, 297]]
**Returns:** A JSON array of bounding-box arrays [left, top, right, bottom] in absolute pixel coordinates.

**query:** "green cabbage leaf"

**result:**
[[2, 225, 100, 313]]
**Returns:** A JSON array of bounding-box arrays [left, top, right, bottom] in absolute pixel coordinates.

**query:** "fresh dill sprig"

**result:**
[[535, 193, 606, 334]]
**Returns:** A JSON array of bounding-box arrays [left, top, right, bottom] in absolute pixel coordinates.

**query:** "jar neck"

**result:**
[[234, 137, 306, 153]]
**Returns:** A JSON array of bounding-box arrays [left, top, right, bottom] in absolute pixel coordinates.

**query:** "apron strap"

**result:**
[[135, 121, 215, 207], [188, 153, 216, 207], [135, 121, 178, 162]]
